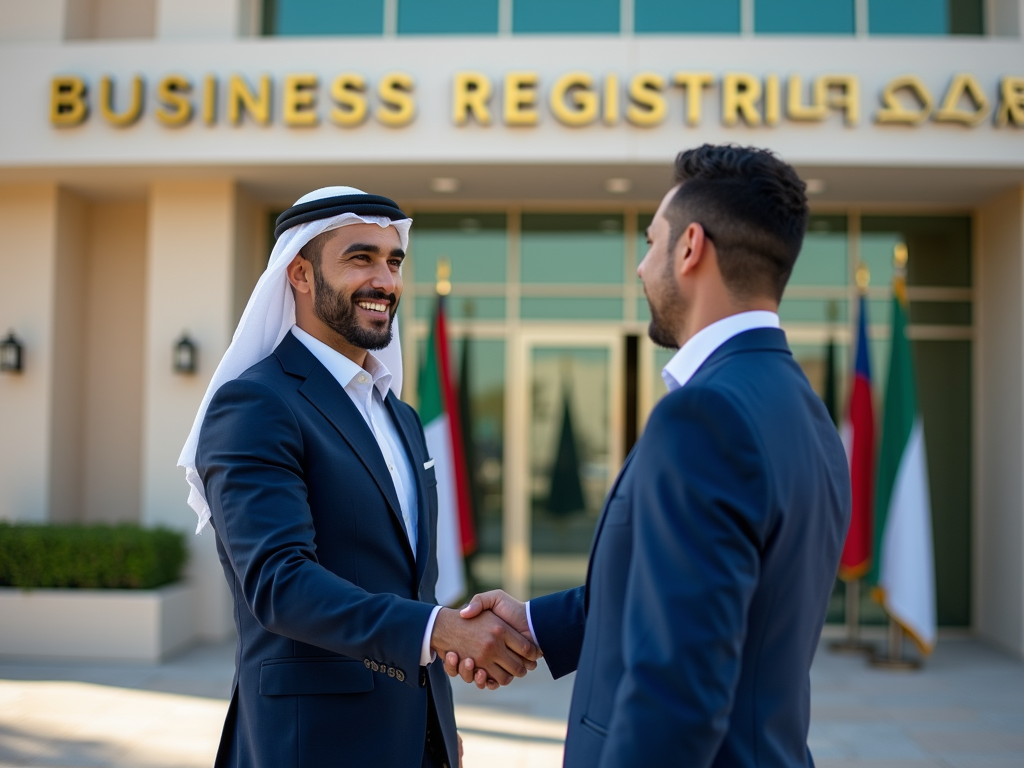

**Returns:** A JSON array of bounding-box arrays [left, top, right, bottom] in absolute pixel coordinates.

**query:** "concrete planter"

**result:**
[[0, 583, 196, 662]]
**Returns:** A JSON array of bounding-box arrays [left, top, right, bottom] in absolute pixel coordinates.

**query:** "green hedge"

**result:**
[[0, 523, 188, 590]]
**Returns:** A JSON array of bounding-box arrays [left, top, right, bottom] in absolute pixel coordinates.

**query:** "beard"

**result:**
[[644, 278, 685, 350], [312, 265, 396, 351]]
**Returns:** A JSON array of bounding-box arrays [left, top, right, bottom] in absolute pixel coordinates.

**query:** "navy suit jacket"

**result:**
[[197, 332, 457, 768], [531, 328, 851, 768]]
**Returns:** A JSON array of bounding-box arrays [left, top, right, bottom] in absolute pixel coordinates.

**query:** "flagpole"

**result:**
[[831, 263, 876, 655], [868, 243, 924, 671]]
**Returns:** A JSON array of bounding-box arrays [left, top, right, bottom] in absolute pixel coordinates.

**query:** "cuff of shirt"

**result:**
[[525, 600, 542, 654], [420, 604, 444, 666]]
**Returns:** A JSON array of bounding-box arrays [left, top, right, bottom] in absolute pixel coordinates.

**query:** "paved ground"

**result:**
[[0, 633, 1021, 767]]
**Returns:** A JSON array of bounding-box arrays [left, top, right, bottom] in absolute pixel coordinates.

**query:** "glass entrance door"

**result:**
[[505, 330, 623, 598]]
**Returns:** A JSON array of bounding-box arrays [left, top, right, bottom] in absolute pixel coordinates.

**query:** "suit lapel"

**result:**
[[290, 351, 415, 566], [386, 394, 432, 586], [583, 445, 638, 607]]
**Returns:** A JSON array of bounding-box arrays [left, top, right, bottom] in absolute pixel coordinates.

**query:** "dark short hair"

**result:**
[[667, 144, 808, 302], [300, 230, 331, 268]]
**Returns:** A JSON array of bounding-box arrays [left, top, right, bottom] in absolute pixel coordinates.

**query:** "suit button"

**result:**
[[388, 667, 395, 678], [363, 659, 371, 668], [396, 670, 405, 682], [371, 661, 379, 672]]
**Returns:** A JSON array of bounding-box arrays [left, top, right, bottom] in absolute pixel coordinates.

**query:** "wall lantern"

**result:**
[[0, 331, 23, 373], [174, 333, 197, 374]]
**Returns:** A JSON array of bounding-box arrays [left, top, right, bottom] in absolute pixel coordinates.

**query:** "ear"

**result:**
[[674, 222, 710, 279], [286, 254, 313, 296]]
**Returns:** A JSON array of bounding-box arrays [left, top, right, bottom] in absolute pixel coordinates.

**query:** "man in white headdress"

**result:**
[[180, 187, 540, 768]]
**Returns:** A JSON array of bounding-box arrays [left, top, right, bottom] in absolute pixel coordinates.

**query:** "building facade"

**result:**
[[0, 0, 1022, 657]]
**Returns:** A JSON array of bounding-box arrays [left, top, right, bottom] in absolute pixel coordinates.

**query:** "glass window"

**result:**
[[521, 297, 624, 320], [513, 0, 620, 33], [861, 216, 972, 288], [949, 0, 984, 34], [869, 0, 947, 35], [414, 296, 506, 320], [398, 0, 499, 34], [521, 213, 625, 284], [635, 0, 741, 33], [410, 213, 507, 285], [755, 0, 855, 34], [264, 0, 384, 35], [790, 214, 849, 286]]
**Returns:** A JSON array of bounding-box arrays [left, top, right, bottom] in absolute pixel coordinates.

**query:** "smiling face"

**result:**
[[298, 222, 405, 353]]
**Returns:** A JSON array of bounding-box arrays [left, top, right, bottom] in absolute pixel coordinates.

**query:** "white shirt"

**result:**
[[525, 310, 781, 647], [291, 326, 441, 666]]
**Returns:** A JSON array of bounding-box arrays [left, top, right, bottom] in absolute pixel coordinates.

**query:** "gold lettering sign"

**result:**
[[722, 73, 761, 127], [672, 72, 713, 126], [935, 74, 989, 126], [283, 73, 319, 127], [603, 74, 619, 125], [876, 75, 933, 125], [155, 75, 193, 127], [550, 71, 598, 127], [50, 76, 88, 127], [453, 71, 492, 125], [202, 75, 217, 125], [995, 76, 1024, 128], [99, 75, 144, 127], [764, 74, 780, 126], [330, 74, 368, 127], [377, 73, 415, 127], [228, 74, 271, 125], [504, 71, 539, 126], [626, 72, 666, 127]]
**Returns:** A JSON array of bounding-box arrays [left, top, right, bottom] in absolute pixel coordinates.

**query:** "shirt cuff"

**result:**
[[525, 600, 542, 653], [420, 605, 444, 666]]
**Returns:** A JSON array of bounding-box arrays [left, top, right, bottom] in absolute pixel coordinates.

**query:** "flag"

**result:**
[[838, 295, 875, 581], [870, 264, 936, 654], [418, 298, 477, 606], [458, 331, 482, 546]]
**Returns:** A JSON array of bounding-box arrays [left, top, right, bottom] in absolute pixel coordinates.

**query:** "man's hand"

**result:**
[[442, 590, 535, 689], [429, 606, 539, 687]]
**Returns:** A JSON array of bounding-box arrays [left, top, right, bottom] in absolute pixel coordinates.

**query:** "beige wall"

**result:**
[[80, 201, 147, 523], [0, 0, 65, 43], [156, 0, 258, 40], [976, 184, 1024, 657], [141, 180, 247, 639], [0, 186, 61, 521]]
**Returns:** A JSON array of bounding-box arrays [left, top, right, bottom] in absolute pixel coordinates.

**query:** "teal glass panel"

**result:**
[[521, 297, 624, 320], [755, 0, 855, 33], [908, 302, 972, 326], [914, 339, 972, 625], [635, 0, 741, 33], [636, 212, 656, 287], [790, 215, 848, 286], [778, 298, 849, 323], [513, 0, 619, 33], [414, 296, 506, 320], [651, 346, 677, 403], [949, 0, 984, 34], [862, 216, 972, 287], [869, 0, 947, 34], [521, 214, 625, 284], [637, 297, 651, 322], [867, 298, 892, 333], [411, 213, 507, 285], [451, 338, 506, 563], [268, 0, 384, 35], [398, 0, 499, 34]]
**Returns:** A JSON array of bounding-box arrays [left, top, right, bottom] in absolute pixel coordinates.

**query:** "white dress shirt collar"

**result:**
[[290, 325, 393, 400], [662, 310, 780, 392]]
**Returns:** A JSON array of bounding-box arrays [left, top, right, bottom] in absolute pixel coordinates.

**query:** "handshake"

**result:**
[[429, 590, 537, 690]]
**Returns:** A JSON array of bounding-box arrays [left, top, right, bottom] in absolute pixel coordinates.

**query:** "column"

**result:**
[[976, 184, 1024, 658], [155, 0, 259, 39], [142, 180, 241, 641]]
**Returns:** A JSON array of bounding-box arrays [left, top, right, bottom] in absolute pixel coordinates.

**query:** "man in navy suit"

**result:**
[[194, 189, 539, 768], [449, 146, 851, 767]]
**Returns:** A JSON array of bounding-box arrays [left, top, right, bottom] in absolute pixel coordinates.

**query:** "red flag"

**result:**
[[839, 295, 874, 580]]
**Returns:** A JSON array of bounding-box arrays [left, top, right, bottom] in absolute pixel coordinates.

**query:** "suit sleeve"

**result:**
[[528, 586, 586, 679], [597, 386, 773, 768], [197, 377, 434, 687]]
